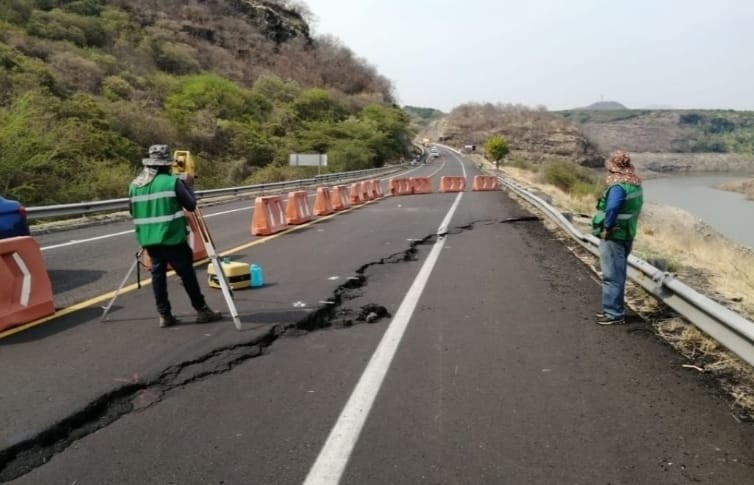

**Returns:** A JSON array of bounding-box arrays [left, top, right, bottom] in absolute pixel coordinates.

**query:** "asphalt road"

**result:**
[[1, 149, 753, 484]]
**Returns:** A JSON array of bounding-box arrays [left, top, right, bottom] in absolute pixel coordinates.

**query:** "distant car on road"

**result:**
[[430, 148, 440, 159], [0, 195, 31, 239]]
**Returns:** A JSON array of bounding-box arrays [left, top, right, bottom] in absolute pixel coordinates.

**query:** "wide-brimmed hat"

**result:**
[[141, 144, 173, 166], [605, 150, 635, 174], [605, 150, 641, 185]]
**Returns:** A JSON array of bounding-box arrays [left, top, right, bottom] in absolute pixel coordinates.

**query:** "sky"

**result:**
[[302, 0, 754, 112]]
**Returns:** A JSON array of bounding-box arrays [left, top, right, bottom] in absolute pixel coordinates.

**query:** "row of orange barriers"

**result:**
[[252, 179, 385, 236], [1, 179, 387, 332], [389, 175, 498, 195], [1, 174, 494, 332]]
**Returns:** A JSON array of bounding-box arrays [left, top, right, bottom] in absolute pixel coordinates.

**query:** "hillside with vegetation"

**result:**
[[0, 0, 413, 205], [559, 108, 754, 159], [421, 103, 605, 167], [403, 105, 444, 132]]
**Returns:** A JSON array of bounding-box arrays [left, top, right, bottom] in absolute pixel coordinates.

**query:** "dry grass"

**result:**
[[719, 178, 754, 201], [478, 156, 754, 420]]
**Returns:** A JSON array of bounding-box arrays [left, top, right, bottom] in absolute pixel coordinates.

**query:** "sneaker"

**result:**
[[159, 314, 180, 328], [196, 306, 222, 324], [595, 311, 608, 319], [595, 314, 625, 325]]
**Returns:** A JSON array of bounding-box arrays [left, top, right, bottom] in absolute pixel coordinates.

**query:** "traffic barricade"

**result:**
[[440, 176, 466, 192], [361, 180, 375, 201], [186, 210, 208, 260], [0, 236, 55, 331], [349, 182, 364, 205], [370, 179, 384, 198], [252, 195, 287, 235], [140, 210, 208, 269], [332, 185, 351, 211], [285, 190, 314, 225], [313, 187, 334, 216], [472, 175, 498, 191], [389, 178, 413, 196], [411, 177, 432, 194]]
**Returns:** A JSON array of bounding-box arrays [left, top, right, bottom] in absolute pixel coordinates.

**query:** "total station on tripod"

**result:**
[[171, 150, 196, 182]]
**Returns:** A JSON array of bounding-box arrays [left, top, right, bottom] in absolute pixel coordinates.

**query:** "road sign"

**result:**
[[289, 153, 328, 167]]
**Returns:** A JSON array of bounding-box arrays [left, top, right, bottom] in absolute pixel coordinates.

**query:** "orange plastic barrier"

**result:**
[[141, 210, 208, 269], [370, 179, 384, 198], [252, 195, 287, 235], [411, 177, 432, 194], [349, 182, 364, 205], [285, 190, 314, 225], [440, 176, 466, 193], [185, 211, 208, 261], [361, 180, 375, 201], [472, 175, 498, 191], [332, 185, 351, 211], [0, 236, 55, 331], [313, 187, 334, 216], [388, 178, 413, 196]]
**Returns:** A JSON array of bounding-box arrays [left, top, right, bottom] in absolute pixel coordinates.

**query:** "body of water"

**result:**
[[642, 174, 754, 250]]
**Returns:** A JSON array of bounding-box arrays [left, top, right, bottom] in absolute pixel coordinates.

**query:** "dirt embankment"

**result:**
[[631, 152, 754, 175]]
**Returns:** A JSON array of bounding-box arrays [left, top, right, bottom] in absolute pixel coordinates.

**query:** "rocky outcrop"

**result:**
[[423, 105, 604, 167], [631, 153, 754, 174], [233, 0, 311, 43], [117, 0, 311, 45]]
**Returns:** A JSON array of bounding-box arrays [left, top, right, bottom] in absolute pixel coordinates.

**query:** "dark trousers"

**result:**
[[145, 242, 206, 316]]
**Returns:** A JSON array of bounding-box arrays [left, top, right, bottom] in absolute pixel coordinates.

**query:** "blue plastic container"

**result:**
[[250, 263, 264, 288]]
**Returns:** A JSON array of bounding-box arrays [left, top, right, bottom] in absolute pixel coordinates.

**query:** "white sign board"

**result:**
[[289, 153, 328, 167]]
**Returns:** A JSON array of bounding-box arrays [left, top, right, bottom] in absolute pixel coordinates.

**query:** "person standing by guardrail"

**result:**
[[128, 144, 222, 328], [591, 150, 644, 325]]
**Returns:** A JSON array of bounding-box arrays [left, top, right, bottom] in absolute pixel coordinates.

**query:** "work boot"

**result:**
[[196, 306, 222, 324], [159, 314, 180, 328]]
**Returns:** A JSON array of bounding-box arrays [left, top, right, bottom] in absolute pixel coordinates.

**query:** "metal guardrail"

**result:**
[[26, 166, 404, 220], [496, 174, 754, 368]]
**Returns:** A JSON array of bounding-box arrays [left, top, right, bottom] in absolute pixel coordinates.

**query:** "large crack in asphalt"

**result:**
[[0, 218, 541, 481], [0, 233, 444, 482]]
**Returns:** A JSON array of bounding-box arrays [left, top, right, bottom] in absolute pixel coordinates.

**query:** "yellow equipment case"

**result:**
[[207, 261, 251, 290]]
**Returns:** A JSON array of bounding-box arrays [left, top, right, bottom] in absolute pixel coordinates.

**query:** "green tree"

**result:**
[[485, 135, 509, 170]]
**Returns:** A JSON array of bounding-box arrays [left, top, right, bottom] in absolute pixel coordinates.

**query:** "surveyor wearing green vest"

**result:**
[[591, 150, 643, 326], [128, 144, 221, 328]]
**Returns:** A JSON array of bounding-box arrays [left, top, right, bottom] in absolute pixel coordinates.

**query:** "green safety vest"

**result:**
[[128, 174, 186, 247], [591, 183, 643, 241]]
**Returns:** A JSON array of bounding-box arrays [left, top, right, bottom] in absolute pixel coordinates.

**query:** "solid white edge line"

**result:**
[[304, 190, 465, 485]]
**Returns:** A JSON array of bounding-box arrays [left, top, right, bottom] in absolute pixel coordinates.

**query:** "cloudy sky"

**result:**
[[303, 0, 754, 112]]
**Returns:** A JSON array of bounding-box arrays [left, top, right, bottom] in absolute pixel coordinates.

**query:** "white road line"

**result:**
[[39, 206, 249, 251], [41, 230, 135, 251], [304, 189, 465, 483]]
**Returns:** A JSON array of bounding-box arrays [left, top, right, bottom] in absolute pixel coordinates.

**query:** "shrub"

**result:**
[[48, 51, 104, 94], [153, 41, 201, 74], [27, 9, 107, 47], [102, 75, 131, 100], [508, 157, 535, 171], [541, 160, 596, 193], [0, 0, 34, 25], [293, 88, 347, 122], [164, 74, 269, 130], [61, 0, 104, 17], [691, 140, 727, 153], [105, 100, 177, 150]]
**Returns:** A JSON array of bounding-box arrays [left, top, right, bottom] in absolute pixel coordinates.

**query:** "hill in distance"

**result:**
[[578, 101, 628, 110]]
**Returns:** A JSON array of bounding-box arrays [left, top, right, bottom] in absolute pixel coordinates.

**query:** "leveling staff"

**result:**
[[128, 144, 222, 328]]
